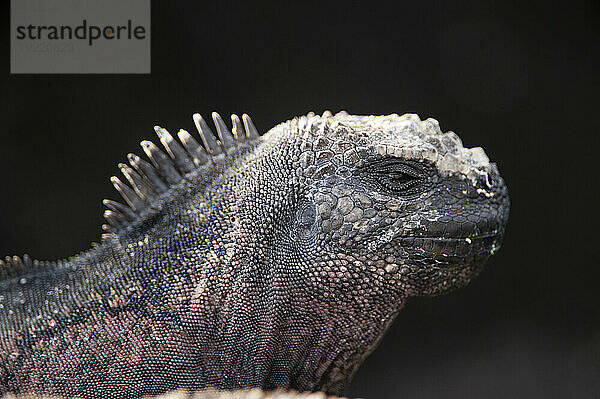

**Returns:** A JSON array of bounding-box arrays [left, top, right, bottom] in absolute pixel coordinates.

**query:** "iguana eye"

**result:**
[[385, 172, 415, 185], [378, 170, 419, 192], [367, 160, 426, 194]]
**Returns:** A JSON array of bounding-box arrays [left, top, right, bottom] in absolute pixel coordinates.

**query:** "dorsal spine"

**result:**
[[103, 112, 260, 238]]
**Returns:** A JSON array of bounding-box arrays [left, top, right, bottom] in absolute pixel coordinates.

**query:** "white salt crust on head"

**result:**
[[300, 112, 493, 185]]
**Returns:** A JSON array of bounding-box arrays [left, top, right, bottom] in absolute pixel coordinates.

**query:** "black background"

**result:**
[[1, 1, 598, 398]]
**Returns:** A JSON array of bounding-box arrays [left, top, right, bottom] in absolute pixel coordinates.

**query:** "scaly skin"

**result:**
[[0, 111, 509, 398], [1, 388, 345, 399]]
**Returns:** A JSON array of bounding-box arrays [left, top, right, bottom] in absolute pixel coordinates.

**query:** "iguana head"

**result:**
[[105, 110, 508, 303], [258, 111, 509, 302]]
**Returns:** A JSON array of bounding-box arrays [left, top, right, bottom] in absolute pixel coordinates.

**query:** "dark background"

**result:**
[[1, 1, 598, 398]]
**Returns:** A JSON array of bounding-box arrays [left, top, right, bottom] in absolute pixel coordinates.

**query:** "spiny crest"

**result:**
[[0, 255, 31, 280], [0, 255, 57, 280], [103, 112, 260, 238]]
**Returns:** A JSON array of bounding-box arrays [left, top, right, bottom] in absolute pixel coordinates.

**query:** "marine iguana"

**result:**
[[0, 111, 509, 398]]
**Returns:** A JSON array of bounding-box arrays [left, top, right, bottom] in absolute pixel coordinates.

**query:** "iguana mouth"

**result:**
[[396, 234, 502, 259], [399, 232, 501, 240]]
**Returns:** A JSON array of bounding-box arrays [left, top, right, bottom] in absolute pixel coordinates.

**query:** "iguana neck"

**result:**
[[180, 247, 404, 394]]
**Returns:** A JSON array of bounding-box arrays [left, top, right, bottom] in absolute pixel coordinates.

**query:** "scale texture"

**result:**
[[2, 388, 344, 399], [0, 111, 509, 398]]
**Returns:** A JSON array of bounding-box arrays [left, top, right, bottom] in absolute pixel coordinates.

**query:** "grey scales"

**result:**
[[2, 388, 346, 399], [0, 111, 510, 398]]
